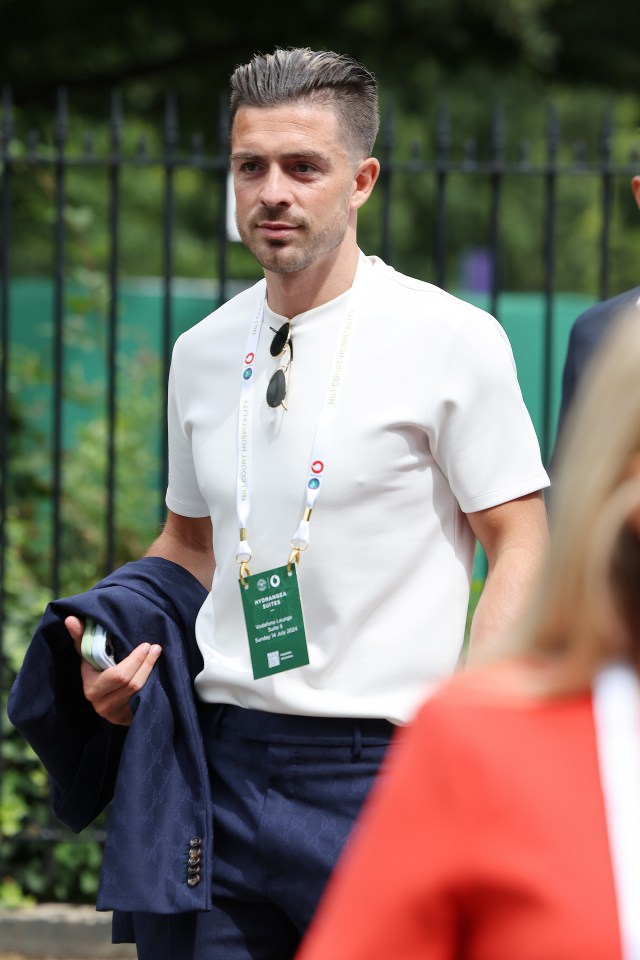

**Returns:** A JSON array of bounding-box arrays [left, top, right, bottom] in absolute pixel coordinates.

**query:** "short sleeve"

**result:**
[[429, 308, 549, 513], [165, 359, 209, 518]]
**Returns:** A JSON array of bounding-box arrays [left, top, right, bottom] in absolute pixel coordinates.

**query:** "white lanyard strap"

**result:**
[[236, 283, 267, 566], [289, 299, 358, 553], [593, 663, 640, 960], [235, 261, 366, 575]]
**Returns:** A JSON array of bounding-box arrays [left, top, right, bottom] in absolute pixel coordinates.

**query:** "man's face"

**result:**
[[230, 102, 359, 275]]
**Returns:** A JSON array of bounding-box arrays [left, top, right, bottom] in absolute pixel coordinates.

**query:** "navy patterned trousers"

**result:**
[[130, 704, 396, 960]]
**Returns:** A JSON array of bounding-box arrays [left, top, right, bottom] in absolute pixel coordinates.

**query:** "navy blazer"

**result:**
[[555, 285, 640, 448], [8, 557, 212, 919]]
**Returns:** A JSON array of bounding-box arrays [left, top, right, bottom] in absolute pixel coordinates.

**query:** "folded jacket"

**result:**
[[8, 557, 212, 916]]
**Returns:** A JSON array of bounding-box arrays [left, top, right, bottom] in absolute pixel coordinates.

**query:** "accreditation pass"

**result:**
[[239, 564, 309, 679]]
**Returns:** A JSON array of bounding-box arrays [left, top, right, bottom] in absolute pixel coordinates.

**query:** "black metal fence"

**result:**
[[1, 88, 639, 875]]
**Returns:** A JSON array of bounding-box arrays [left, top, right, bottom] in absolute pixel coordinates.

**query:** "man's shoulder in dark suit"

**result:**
[[553, 284, 640, 461], [562, 283, 640, 402], [569, 284, 640, 365]]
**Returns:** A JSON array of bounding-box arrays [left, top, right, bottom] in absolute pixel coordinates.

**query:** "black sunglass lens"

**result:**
[[267, 368, 287, 408], [270, 323, 290, 357]]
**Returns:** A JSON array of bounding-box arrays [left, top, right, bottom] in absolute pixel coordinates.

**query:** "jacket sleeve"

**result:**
[[8, 605, 127, 832]]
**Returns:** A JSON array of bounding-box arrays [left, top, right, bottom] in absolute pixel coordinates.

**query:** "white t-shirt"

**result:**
[[166, 254, 549, 724]]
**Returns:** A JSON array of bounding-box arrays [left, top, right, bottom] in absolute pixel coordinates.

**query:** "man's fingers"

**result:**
[[94, 643, 162, 691], [129, 644, 163, 689], [79, 642, 162, 726], [66, 614, 163, 726], [65, 615, 85, 654]]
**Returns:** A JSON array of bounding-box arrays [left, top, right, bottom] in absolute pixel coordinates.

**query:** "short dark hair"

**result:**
[[229, 47, 379, 160]]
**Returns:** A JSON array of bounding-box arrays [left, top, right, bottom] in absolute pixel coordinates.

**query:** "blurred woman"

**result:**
[[296, 308, 640, 960]]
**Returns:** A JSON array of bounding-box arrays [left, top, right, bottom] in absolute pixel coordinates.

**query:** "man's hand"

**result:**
[[65, 615, 162, 726]]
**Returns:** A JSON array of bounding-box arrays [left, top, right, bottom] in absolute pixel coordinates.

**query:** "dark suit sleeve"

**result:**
[[553, 288, 640, 464], [555, 320, 582, 444], [552, 303, 609, 466], [8, 608, 127, 833]]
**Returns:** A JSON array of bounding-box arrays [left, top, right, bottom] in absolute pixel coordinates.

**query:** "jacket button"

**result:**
[[187, 876, 201, 887], [188, 853, 201, 864], [189, 837, 201, 848]]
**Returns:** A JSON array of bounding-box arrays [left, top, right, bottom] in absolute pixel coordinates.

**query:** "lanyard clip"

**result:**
[[237, 528, 252, 586], [287, 547, 301, 575], [238, 560, 251, 587]]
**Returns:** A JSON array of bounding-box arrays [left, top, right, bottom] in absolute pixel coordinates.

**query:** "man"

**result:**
[[18, 48, 549, 959], [555, 175, 640, 448]]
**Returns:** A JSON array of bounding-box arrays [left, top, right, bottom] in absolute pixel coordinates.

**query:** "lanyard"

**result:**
[[593, 663, 640, 960], [235, 261, 366, 580]]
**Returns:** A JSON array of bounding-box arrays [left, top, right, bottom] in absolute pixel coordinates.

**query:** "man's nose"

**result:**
[[259, 166, 291, 208]]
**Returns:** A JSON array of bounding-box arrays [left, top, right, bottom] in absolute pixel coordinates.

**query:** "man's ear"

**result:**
[[632, 175, 640, 210], [351, 157, 380, 210]]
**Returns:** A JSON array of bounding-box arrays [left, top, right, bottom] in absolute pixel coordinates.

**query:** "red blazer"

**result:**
[[297, 664, 622, 960]]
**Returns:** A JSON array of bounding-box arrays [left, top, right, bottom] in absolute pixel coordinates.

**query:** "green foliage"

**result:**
[[57, 351, 165, 590], [2, 0, 639, 128], [52, 842, 105, 899], [367, 82, 640, 294], [1, 309, 164, 903]]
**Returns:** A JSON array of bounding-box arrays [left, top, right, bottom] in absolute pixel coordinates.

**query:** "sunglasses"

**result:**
[[267, 322, 293, 410]]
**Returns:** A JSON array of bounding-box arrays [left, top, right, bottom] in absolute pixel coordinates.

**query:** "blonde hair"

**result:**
[[519, 307, 640, 691]]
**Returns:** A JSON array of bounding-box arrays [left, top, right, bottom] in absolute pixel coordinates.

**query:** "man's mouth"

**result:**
[[257, 221, 299, 239]]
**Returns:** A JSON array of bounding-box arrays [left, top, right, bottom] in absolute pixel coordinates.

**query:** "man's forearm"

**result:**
[[464, 490, 549, 664], [466, 543, 544, 663]]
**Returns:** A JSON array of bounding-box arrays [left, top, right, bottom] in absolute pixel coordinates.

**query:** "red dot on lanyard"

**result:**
[[311, 460, 324, 474], [245, 352, 255, 365]]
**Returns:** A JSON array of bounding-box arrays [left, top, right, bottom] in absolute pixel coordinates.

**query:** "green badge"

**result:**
[[239, 564, 309, 679]]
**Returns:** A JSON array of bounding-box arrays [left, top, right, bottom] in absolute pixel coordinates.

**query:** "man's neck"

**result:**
[[265, 244, 360, 319]]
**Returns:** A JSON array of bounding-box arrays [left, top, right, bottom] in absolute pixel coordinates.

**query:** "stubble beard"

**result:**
[[237, 193, 352, 275]]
